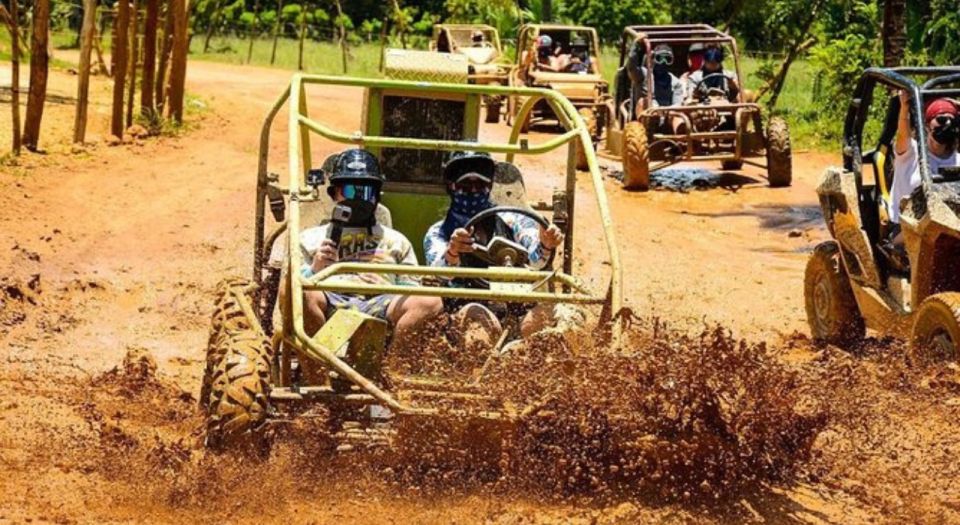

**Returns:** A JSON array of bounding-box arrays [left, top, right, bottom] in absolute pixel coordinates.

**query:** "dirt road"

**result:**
[[2, 59, 960, 523]]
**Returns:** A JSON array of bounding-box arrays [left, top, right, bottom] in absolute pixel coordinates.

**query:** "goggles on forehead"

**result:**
[[653, 53, 673, 66], [339, 183, 378, 202]]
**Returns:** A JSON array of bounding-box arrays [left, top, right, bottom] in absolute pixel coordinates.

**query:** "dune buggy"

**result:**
[[508, 24, 611, 163], [199, 68, 625, 458], [600, 24, 791, 191], [805, 66, 960, 360], [430, 23, 511, 124]]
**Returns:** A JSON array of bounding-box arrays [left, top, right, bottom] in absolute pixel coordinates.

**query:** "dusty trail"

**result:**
[[2, 59, 960, 523]]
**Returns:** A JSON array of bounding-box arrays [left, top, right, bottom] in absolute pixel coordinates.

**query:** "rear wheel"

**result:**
[[804, 241, 865, 346], [766, 116, 792, 187], [575, 108, 597, 171], [622, 121, 650, 191], [721, 160, 743, 171], [911, 293, 960, 365]]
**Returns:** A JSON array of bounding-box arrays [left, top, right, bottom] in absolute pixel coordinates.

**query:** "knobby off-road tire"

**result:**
[[201, 279, 273, 450], [766, 116, 792, 187], [622, 121, 650, 191], [575, 108, 597, 171], [804, 241, 865, 347], [911, 293, 960, 365], [721, 159, 743, 171], [201, 278, 255, 407]]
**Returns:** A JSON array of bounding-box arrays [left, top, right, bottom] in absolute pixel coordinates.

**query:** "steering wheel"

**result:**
[[691, 72, 732, 101], [462, 206, 556, 271]]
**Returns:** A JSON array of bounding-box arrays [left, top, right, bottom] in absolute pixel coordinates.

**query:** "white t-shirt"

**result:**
[[890, 139, 960, 223]]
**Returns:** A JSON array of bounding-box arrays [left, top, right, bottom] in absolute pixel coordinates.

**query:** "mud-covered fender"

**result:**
[[816, 167, 883, 288]]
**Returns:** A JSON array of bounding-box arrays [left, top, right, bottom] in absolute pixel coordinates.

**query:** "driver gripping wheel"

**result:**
[[423, 150, 567, 353]]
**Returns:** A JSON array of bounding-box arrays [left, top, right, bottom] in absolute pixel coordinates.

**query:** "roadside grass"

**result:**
[[1, 30, 835, 150]]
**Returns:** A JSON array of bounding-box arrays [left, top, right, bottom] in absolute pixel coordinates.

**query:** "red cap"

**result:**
[[925, 98, 959, 123]]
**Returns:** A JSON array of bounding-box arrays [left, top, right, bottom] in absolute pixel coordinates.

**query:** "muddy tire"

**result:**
[[804, 241, 865, 346], [622, 121, 650, 191], [201, 279, 256, 408], [205, 327, 273, 449], [485, 97, 502, 124], [911, 293, 960, 365], [721, 160, 743, 171], [575, 108, 597, 171], [766, 116, 792, 187], [201, 279, 273, 449]]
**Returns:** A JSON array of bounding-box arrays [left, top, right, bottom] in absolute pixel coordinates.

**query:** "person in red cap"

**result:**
[[892, 91, 960, 225]]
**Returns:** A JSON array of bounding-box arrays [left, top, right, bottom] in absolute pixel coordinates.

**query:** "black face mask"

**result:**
[[341, 199, 378, 227]]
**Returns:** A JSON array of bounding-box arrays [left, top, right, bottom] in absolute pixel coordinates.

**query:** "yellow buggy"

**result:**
[[199, 71, 625, 460]]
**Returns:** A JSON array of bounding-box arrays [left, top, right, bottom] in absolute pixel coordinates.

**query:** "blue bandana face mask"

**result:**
[[441, 188, 494, 238]]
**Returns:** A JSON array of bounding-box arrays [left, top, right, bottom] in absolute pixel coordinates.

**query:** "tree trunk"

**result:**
[[74, 0, 97, 143], [390, 0, 405, 49], [333, 0, 347, 74], [245, 0, 259, 63], [167, 0, 188, 123], [156, 0, 174, 112], [126, 0, 140, 126], [757, 0, 824, 110], [22, 0, 50, 151], [202, 0, 221, 53], [111, 0, 130, 137], [297, 0, 306, 71], [542, 0, 551, 22], [883, 0, 907, 67], [269, 0, 282, 65], [93, 24, 110, 75], [8, 0, 22, 154], [141, 0, 158, 117], [378, 14, 388, 72]]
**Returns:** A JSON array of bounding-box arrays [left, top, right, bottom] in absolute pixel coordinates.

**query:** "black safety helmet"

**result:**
[[327, 148, 384, 197], [443, 150, 495, 184], [328, 149, 384, 186], [571, 35, 588, 50]]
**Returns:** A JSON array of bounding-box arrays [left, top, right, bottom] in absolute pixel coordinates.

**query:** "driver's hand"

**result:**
[[542, 224, 564, 250], [446, 227, 475, 264], [311, 239, 339, 273]]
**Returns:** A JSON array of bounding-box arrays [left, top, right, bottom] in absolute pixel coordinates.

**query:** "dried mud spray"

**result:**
[[9, 276, 960, 524]]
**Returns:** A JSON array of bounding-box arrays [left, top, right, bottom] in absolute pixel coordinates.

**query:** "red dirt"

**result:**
[[2, 58, 960, 523]]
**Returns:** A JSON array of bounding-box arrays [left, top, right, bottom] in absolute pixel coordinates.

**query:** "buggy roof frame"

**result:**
[[844, 66, 960, 188]]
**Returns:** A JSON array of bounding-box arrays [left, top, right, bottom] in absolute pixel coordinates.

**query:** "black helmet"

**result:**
[[571, 36, 588, 49], [328, 149, 384, 187], [443, 150, 495, 183]]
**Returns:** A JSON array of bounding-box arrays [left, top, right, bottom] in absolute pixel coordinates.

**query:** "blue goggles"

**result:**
[[339, 183, 378, 202]]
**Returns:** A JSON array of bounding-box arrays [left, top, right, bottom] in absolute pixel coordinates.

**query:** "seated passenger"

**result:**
[[299, 149, 443, 345], [678, 42, 705, 97], [625, 44, 684, 132], [423, 151, 564, 343], [562, 36, 594, 74], [891, 92, 960, 226], [532, 35, 561, 72], [471, 30, 486, 47], [685, 45, 740, 103]]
